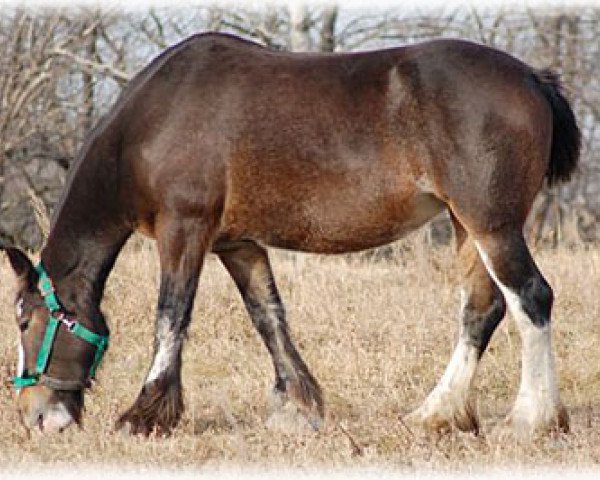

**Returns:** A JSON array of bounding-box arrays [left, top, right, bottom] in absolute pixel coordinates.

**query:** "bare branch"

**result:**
[[50, 47, 131, 83]]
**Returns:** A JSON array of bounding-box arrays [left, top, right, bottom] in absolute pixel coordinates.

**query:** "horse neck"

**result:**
[[41, 129, 131, 328]]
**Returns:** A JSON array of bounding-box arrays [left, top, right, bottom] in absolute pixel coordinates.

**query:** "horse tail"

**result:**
[[533, 69, 581, 186]]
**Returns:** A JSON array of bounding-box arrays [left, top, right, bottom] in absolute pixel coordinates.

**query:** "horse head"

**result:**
[[3, 247, 108, 433]]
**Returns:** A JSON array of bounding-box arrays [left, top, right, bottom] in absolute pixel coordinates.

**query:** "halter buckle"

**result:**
[[57, 313, 77, 331]]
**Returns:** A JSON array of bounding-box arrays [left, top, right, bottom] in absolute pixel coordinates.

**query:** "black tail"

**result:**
[[533, 69, 581, 186]]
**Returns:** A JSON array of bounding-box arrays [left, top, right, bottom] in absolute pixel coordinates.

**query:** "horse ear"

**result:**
[[3, 247, 37, 291]]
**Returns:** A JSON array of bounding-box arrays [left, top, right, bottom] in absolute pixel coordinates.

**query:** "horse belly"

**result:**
[[219, 184, 445, 254]]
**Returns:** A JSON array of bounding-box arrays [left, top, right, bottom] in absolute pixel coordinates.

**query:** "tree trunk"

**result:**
[[82, 24, 97, 137], [320, 6, 338, 52], [289, 3, 311, 51]]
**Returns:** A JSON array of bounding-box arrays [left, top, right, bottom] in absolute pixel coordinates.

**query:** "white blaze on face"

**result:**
[[17, 342, 25, 377], [15, 297, 25, 394], [16, 297, 24, 318]]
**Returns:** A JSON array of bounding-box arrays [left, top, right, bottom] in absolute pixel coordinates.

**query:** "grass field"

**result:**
[[1, 232, 599, 471]]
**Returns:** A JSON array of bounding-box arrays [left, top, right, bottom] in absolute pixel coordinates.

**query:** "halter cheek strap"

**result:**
[[13, 263, 109, 390]]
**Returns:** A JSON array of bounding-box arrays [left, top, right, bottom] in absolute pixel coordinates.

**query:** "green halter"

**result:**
[[13, 263, 109, 390]]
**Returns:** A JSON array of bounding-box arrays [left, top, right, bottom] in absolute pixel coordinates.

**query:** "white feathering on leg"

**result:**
[[475, 241, 561, 433]]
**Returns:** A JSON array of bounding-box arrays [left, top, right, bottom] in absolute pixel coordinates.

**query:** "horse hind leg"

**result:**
[[406, 217, 506, 434], [475, 231, 568, 435], [217, 241, 324, 431]]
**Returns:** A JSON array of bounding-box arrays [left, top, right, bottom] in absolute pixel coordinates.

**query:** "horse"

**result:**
[[2, 32, 579, 436]]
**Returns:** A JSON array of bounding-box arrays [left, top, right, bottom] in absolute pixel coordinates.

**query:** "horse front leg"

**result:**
[[217, 240, 324, 430], [116, 218, 208, 436]]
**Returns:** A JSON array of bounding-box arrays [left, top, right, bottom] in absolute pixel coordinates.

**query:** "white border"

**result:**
[[1, 0, 599, 476], [1, 0, 599, 12], [2, 468, 600, 480]]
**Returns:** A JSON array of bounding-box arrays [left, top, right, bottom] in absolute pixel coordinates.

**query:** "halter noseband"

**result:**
[[13, 263, 109, 390]]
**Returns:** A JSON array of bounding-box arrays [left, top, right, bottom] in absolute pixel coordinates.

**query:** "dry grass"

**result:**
[[1, 232, 600, 471]]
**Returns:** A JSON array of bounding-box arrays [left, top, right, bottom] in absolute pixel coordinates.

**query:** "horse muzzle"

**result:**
[[17, 385, 77, 433]]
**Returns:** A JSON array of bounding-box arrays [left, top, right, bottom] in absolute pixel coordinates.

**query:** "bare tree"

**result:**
[[1, 3, 598, 249]]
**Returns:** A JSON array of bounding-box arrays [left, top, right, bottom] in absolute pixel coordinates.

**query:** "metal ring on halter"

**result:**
[[56, 313, 77, 332]]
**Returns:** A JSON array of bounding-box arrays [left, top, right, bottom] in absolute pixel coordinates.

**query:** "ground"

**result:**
[[0, 232, 599, 471]]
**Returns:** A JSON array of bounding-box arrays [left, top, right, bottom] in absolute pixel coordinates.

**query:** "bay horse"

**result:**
[[3, 32, 579, 436]]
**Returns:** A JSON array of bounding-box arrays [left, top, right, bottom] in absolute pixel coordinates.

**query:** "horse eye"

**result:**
[[19, 320, 30, 332]]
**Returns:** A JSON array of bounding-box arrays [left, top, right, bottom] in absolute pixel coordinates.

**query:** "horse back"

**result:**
[[113, 33, 554, 250]]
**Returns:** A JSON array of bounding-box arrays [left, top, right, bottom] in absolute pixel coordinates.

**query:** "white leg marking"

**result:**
[[438, 289, 478, 394], [426, 338, 479, 406], [145, 316, 179, 384], [410, 288, 480, 428], [475, 242, 562, 432]]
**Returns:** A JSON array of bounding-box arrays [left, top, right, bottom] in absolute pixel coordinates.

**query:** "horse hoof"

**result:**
[[115, 410, 174, 437], [404, 401, 479, 436], [266, 389, 324, 433], [505, 402, 569, 437], [115, 410, 151, 437], [403, 410, 451, 437], [116, 415, 150, 437], [265, 405, 322, 434]]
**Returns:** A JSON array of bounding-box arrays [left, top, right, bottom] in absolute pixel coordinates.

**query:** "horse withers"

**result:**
[[3, 32, 579, 436]]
